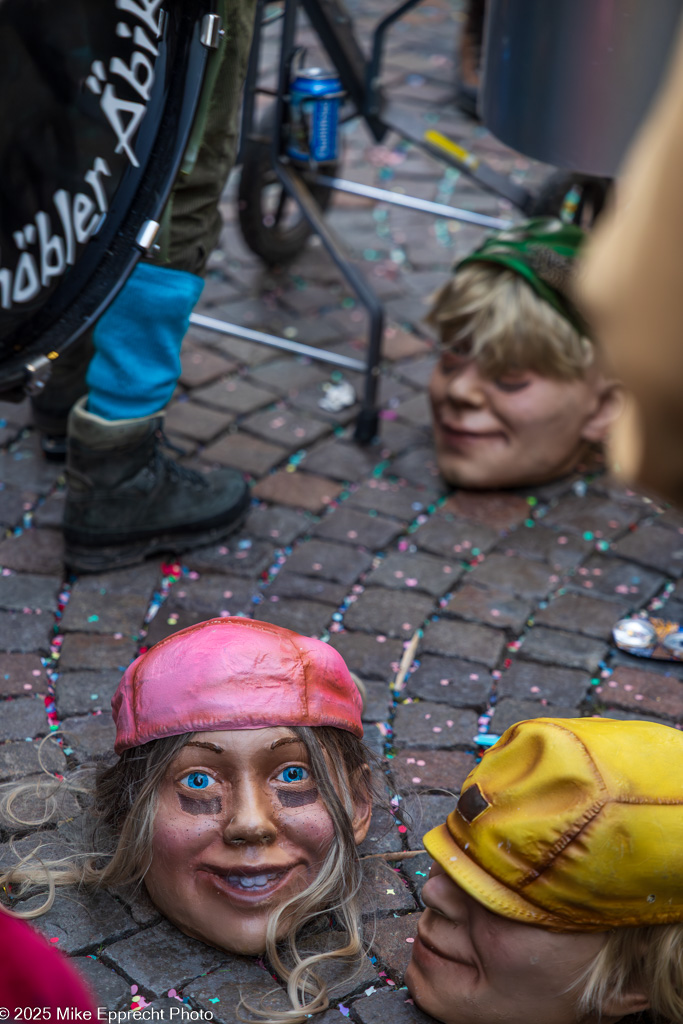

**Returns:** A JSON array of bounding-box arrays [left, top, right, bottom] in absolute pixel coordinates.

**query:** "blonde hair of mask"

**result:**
[[426, 262, 595, 380], [0, 728, 379, 1024], [575, 924, 683, 1024]]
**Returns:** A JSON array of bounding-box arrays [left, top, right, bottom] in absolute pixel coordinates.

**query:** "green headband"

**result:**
[[457, 217, 589, 335]]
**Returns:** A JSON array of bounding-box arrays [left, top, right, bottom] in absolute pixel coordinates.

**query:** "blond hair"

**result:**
[[576, 924, 683, 1023], [0, 727, 377, 1024], [426, 262, 595, 380]]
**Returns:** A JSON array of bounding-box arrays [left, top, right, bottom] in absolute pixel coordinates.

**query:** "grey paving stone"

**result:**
[[188, 978, 290, 1023], [255, 597, 332, 636], [570, 554, 665, 604], [304, 439, 385, 484], [247, 357, 329, 395], [413, 515, 498, 561], [496, 661, 590, 707], [393, 701, 479, 750], [498, 524, 592, 571], [60, 713, 117, 764], [519, 627, 608, 672], [358, 805, 404, 857], [242, 407, 331, 449], [267, 571, 347, 607], [0, 651, 47, 697], [187, 538, 275, 579], [349, 986, 436, 1023], [542, 494, 643, 538], [201, 432, 288, 476], [0, 609, 51, 653], [71, 956, 132, 1011], [390, 447, 443, 489], [344, 588, 435, 639], [442, 583, 532, 632], [165, 400, 234, 443], [370, 912, 421, 984], [55, 670, 122, 718], [367, 551, 462, 598], [0, 695, 49, 740], [101, 920, 229, 998], [362, 857, 416, 915], [347, 479, 440, 522], [0, 573, 60, 613], [493, 699, 582, 734], [26, 887, 135, 955], [314, 506, 403, 550], [391, 744, 474, 793], [0, 736, 65, 781], [468, 553, 557, 600], [285, 539, 373, 586], [245, 505, 311, 546], [405, 655, 490, 709], [534, 592, 628, 640], [610, 523, 683, 577], [421, 619, 505, 668], [0, 529, 66, 575], [61, 590, 151, 637], [328, 632, 405, 681], [59, 633, 136, 672], [193, 376, 275, 415]]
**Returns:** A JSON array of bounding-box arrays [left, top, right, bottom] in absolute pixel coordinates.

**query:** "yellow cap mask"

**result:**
[[425, 717, 683, 932]]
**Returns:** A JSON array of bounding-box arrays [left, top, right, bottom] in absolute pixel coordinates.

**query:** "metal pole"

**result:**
[[189, 313, 368, 372], [311, 175, 513, 229]]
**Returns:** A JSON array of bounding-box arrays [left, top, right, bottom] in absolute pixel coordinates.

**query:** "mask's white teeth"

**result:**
[[225, 872, 281, 890]]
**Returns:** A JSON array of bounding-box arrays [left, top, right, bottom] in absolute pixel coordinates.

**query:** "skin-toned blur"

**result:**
[[429, 351, 618, 490], [144, 726, 369, 955], [404, 863, 617, 1024]]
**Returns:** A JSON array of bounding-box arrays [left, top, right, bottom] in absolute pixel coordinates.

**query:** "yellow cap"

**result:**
[[424, 718, 683, 932]]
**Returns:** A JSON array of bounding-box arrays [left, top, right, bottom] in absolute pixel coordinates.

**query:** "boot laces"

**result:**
[[156, 430, 210, 489]]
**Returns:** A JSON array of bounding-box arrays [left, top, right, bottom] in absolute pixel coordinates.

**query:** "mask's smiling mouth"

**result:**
[[199, 864, 299, 902]]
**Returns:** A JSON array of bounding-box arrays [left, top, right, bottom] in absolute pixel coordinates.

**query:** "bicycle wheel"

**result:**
[[237, 103, 338, 265]]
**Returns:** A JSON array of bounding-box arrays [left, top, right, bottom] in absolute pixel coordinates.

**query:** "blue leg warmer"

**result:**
[[87, 263, 204, 420]]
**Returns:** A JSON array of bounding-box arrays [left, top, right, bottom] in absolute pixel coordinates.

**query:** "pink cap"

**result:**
[[112, 617, 363, 753]]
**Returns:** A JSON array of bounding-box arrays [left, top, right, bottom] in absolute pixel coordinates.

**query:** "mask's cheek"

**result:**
[[277, 802, 337, 862]]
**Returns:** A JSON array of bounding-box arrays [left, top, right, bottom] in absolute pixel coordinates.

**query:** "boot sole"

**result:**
[[64, 508, 248, 574]]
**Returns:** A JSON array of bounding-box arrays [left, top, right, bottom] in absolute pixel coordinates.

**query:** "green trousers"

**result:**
[[152, 0, 258, 275]]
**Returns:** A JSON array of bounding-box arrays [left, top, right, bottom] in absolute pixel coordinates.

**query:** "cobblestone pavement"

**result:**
[[2, 0, 683, 1019]]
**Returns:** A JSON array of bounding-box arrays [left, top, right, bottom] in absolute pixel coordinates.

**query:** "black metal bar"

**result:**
[[274, 163, 383, 443], [236, 0, 265, 166], [366, 0, 424, 116]]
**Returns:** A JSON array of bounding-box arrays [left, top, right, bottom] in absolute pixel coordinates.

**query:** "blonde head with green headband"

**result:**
[[426, 217, 622, 490], [427, 217, 594, 380]]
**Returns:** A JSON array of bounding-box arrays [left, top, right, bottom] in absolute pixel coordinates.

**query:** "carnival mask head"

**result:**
[[405, 717, 683, 1024], [427, 219, 621, 490], [109, 617, 372, 957]]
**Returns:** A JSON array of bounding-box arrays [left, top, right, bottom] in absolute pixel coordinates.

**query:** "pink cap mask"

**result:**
[[112, 617, 363, 753]]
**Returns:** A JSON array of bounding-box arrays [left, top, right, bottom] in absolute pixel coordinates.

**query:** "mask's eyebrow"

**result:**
[[186, 740, 224, 753], [270, 736, 304, 751]]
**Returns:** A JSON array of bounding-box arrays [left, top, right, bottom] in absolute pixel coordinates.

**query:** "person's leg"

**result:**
[[64, 0, 258, 572]]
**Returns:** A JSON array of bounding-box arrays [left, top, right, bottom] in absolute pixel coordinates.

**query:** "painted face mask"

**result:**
[[111, 617, 371, 955]]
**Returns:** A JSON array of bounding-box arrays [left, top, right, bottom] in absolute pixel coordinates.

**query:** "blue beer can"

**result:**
[[288, 67, 341, 164]]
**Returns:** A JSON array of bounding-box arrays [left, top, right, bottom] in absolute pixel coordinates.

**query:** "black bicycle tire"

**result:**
[[237, 108, 338, 265]]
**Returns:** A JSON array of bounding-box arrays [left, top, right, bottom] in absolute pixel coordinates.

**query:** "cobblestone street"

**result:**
[[2, 0, 683, 1019]]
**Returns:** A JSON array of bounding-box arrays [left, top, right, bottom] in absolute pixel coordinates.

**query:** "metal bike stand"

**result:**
[[191, 0, 531, 443]]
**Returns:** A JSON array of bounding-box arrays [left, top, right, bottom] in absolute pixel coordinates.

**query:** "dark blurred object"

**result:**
[[30, 333, 93, 460], [0, 0, 218, 397], [455, 0, 485, 118], [482, 0, 683, 176]]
